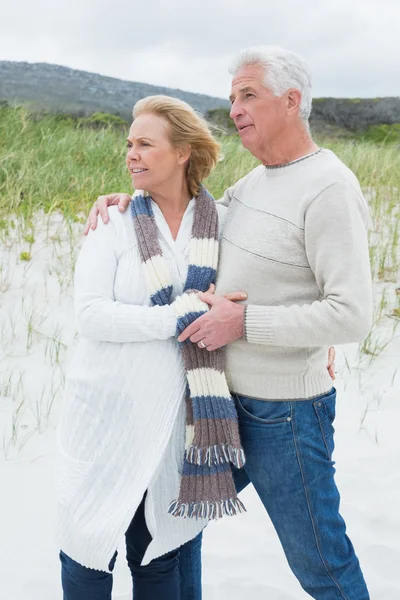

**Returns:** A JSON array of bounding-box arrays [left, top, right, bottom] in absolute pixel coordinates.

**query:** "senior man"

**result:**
[[85, 46, 371, 599]]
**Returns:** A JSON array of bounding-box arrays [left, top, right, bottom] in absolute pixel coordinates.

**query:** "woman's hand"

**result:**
[[327, 346, 336, 380], [84, 193, 132, 235]]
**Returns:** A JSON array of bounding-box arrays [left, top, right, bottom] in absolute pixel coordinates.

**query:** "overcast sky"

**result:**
[[1, 0, 399, 99]]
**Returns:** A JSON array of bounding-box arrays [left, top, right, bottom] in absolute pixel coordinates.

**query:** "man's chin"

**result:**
[[239, 136, 254, 152], [238, 127, 255, 144]]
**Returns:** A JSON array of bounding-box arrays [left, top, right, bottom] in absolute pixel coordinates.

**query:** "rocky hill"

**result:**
[[1, 61, 398, 136], [311, 97, 400, 130], [0, 61, 230, 119]]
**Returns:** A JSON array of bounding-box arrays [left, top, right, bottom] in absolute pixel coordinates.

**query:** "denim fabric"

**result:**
[[60, 494, 181, 600], [178, 531, 203, 600], [179, 387, 370, 600]]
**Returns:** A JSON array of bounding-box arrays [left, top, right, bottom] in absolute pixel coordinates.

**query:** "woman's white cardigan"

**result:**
[[56, 199, 227, 572]]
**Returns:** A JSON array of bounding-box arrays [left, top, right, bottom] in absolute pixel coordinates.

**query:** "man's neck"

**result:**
[[259, 127, 319, 167]]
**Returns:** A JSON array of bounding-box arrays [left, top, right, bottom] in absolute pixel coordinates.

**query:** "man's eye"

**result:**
[[245, 93, 254, 99]]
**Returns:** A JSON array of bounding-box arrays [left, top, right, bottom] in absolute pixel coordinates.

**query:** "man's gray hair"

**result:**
[[229, 46, 313, 123]]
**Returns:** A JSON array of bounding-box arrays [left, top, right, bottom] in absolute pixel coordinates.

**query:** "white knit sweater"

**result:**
[[56, 199, 227, 572]]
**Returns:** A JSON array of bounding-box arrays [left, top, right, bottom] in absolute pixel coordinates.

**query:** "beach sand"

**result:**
[[0, 213, 399, 599]]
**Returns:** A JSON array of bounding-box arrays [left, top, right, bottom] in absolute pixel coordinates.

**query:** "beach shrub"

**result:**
[[78, 112, 128, 130], [362, 124, 400, 144]]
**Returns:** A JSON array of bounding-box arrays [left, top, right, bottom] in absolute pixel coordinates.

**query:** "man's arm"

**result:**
[[85, 185, 233, 235], [216, 184, 235, 207], [84, 193, 132, 235], [245, 182, 373, 346], [180, 182, 373, 350], [84, 174, 242, 234]]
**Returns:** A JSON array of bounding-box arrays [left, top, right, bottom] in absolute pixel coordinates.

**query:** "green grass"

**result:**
[[0, 105, 399, 290], [0, 105, 130, 219], [361, 124, 400, 144], [1, 105, 399, 218]]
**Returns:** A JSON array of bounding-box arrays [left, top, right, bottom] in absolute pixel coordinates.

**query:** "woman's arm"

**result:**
[[75, 214, 176, 343]]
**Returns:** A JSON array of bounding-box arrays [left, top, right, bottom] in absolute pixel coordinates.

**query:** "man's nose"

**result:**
[[229, 100, 243, 120]]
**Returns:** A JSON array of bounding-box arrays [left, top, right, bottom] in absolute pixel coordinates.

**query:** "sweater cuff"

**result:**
[[162, 304, 179, 338], [245, 305, 277, 345]]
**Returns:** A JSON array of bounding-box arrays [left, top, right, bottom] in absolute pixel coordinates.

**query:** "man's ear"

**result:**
[[286, 89, 302, 114], [177, 144, 191, 166]]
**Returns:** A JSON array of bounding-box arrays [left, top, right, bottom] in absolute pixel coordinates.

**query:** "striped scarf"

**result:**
[[131, 186, 246, 520]]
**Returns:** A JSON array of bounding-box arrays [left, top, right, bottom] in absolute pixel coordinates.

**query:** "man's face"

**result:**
[[229, 64, 289, 162]]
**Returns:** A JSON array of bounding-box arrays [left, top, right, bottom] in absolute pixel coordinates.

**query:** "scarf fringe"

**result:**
[[168, 498, 247, 520], [185, 444, 245, 469]]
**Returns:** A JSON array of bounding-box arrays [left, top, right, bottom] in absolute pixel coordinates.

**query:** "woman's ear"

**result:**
[[177, 144, 191, 166]]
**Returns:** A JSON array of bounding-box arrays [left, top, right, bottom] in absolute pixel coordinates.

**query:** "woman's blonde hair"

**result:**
[[132, 95, 220, 198]]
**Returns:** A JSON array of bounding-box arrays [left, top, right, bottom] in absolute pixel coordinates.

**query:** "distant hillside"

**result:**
[[1, 61, 398, 137], [311, 97, 400, 130], [0, 61, 230, 119]]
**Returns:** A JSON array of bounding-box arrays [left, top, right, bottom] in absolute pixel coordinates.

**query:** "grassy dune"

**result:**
[[1, 104, 398, 281], [0, 104, 399, 359], [0, 106, 399, 598], [1, 105, 399, 216], [0, 106, 129, 218]]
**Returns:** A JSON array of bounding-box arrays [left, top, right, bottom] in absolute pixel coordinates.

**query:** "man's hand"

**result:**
[[84, 193, 132, 235], [178, 292, 246, 351], [327, 346, 336, 380], [206, 284, 247, 303]]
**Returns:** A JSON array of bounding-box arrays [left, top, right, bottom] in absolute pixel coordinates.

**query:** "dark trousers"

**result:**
[[60, 493, 184, 600]]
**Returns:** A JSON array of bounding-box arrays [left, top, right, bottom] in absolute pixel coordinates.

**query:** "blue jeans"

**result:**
[[60, 493, 183, 600], [181, 387, 370, 600]]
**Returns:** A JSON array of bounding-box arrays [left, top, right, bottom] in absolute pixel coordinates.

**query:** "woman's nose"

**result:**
[[127, 147, 140, 161]]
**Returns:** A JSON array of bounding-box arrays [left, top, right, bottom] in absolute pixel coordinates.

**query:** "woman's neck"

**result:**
[[148, 180, 192, 240], [149, 180, 192, 215]]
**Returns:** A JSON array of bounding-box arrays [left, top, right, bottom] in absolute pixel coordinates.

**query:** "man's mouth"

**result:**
[[237, 124, 252, 132]]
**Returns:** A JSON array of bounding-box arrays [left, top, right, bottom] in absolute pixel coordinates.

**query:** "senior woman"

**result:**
[[57, 95, 247, 600]]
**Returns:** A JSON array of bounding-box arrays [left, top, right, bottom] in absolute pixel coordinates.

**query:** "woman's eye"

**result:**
[[126, 141, 150, 149]]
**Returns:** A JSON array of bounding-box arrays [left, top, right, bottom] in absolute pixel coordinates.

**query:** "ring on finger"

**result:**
[[199, 340, 207, 349]]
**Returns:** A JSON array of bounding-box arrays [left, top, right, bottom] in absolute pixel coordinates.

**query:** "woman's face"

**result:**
[[126, 113, 185, 193]]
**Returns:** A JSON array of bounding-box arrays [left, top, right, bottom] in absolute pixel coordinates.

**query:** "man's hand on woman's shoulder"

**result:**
[[84, 193, 132, 235]]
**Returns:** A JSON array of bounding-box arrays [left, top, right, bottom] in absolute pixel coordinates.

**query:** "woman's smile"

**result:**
[[130, 167, 148, 177]]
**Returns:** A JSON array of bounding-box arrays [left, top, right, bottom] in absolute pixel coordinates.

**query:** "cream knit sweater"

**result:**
[[216, 149, 373, 400]]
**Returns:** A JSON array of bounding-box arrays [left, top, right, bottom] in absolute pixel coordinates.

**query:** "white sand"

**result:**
[[0, 213, 399, 599]]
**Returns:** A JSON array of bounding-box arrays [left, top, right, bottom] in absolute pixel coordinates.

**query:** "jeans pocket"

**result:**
[[234, 395, 292, 425], [313, 388, 336, 460]]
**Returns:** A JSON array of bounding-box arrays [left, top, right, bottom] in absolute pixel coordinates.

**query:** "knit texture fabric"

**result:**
[[215, 149, 372, 400], [131, 186, 246, 519]]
